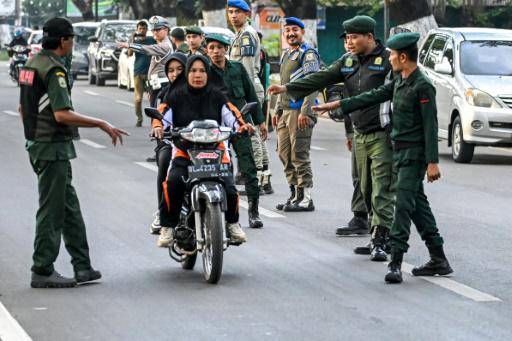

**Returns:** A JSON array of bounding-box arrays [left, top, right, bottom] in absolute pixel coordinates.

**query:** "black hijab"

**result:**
[[168, 55, 229, 128], [160, 52, 187, 102]]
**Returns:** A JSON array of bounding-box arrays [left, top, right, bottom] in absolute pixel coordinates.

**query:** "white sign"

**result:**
[[0, 0, 15, 17]]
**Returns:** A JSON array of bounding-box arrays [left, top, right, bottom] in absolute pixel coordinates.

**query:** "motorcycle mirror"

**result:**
[[144, 107, 163, 121], [240, 102, 258, 117]]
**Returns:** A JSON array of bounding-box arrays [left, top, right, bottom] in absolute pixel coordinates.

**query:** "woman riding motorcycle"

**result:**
[[157, 55, 253, 248], [149, 52, 187, 235]]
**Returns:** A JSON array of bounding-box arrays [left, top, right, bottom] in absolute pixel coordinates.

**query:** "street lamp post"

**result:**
[[95, 0, 99, 21]]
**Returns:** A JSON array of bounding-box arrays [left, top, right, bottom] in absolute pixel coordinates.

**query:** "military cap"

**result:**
[[205, 33, 230, 47], [43, 17, 74, 38], [227, 0, 250, 12], [386, 32, 420, 50], [284, 17, 305, 29], [186, 26, 204, 36], [149, 16, 170, 30], [342, 15, 376, 35], [171, 27, 185, 40]]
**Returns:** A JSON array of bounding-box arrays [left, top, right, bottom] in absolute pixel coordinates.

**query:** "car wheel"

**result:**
[[451, 115, 475, 163]]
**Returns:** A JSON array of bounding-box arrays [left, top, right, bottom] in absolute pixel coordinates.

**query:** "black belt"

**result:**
[[392, 140, 422, 151]]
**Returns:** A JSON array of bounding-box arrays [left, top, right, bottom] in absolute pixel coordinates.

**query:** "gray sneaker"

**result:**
[[31, 271, 77, 288]]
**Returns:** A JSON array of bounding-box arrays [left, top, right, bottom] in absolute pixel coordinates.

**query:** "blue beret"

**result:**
[[227, 0, 250, 12], [284, 17, 305, 29]]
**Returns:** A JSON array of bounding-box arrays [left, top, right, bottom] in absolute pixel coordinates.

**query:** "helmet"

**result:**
[[14, 30, 22, 38]]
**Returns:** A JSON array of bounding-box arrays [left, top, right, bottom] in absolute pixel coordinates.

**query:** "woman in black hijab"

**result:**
[[157, 55, 253, 248], [149, 52, 187, 235]]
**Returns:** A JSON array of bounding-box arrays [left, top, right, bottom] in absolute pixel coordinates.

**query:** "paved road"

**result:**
[[1, 65, 511, 340]]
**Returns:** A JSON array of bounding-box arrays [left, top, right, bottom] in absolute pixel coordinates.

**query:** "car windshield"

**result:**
[[30, 33, 43, 45], [460, 40, 512, 76], [101, 24, 135, 42], [74, 26, 97, 45]]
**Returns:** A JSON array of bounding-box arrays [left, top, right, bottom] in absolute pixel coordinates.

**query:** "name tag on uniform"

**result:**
[[341, 67, 354, 73], [368, 66, 385, 71], [19, 69, 35, 86]]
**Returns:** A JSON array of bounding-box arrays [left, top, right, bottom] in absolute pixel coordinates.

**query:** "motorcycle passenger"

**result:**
[[147, 52, 187, 235], [157, 55, 253, 247]]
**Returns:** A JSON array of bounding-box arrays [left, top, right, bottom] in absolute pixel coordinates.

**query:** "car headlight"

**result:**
[[465, 88, 502, 108], [180, 128, 231, 143]]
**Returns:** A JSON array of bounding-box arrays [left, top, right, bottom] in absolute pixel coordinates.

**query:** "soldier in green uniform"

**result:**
[[313, 32, 453, 284], [206, 33, 265, 228], [269, 17, 394, 260], [227, 0, 273, 194], [171, 27, 189, 54], [20, 18, 128, 288], [185, 26, 207, 56], [269, 17, 320, 212]]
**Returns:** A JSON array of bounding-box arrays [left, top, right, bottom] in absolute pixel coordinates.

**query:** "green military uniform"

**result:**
[[338, 57, 444, 255], [20, 49, 92, 276], [286, 16, 394, 249], [185, 26, 207, 56], [229, 21, 271, 190], [176, 42, 189, 54]]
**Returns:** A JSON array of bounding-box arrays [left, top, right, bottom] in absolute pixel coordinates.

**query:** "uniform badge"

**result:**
[[305, 53, 316, 61], [374, 57, 382, 65], [19, 69, 35, 86], [242, 37, 250, 45], [58, 76, 67, 88], [345, 57, 353, 67]]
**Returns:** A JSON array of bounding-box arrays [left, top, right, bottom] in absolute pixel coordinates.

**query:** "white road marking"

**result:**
[[134, 161, 159, 172], [310, 146, 327, 151], [115, 100, 135, 107], [83, 90, 99, 96], [79, 139, 106, 149], [239, 199, 284, 218], [0, 301, 33, 341], [400, 262, 501, 302], [134, 162, 284, 218], [3, 110, 19, 117]]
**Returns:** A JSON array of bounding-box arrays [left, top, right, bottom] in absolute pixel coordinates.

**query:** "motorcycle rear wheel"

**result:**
[[201, 201, 224, 284]]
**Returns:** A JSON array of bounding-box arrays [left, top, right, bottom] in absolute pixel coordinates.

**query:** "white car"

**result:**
[[117, 26, 236, 91], [419, 28, 512, 163], [27, 30, 42, 58]]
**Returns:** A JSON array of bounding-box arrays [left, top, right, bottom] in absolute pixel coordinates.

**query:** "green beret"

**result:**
[[386, 32, 420, 50], [186, 26, 204, 35], [205, 33, 230, 47], [343, 15, 376, 34]]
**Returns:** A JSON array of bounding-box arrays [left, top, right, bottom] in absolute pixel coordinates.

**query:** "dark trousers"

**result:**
[[232, 135, 259, 201], [160, 157, 240, 228], [29, 158, 91, 276], [149, 82, 169, 107], [390, 155, 444, 253], [155, 143, 172, 206]]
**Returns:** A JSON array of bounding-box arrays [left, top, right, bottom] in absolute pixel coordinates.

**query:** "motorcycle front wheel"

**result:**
[[201, 201, 224, 284]]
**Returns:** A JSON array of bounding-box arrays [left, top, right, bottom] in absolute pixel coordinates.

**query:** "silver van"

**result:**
[[419, 28, 512, 163]]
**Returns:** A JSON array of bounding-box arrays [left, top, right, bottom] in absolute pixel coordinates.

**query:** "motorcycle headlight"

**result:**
[[465, 88, 502, 108], [180, 128, 231, 143]]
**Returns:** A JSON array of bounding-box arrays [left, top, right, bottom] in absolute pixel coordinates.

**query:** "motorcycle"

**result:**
[[9, 45, 31, 85], [145, 103, 257, 284]]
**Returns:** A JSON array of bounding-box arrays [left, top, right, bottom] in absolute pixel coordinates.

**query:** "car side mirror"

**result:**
[[144, 107, 163, 121], [88, 36, 98, 43], [434, 58, 453, 75], [240, 102, 258, 118]]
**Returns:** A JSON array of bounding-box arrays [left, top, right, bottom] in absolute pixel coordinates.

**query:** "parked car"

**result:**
[[419, 27, 512, 163], [27, 30, 42, 58], [87, 20, 136, 86], [72, 22, 100, 79]]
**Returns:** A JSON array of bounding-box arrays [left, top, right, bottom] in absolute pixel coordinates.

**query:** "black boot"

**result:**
[[335, 213, 369, 236], [31, 271, 77, 288], [276, 185, 295, 210], [385, 251, 403, 284], [284, 187, 314, 212], [248, 198, 263, 228], [75, 268, 102, 283], [370, 226, 389, 262], [412, 245, 453, 276], [283, 187, 304, 211], [354, 242, 371, 255]]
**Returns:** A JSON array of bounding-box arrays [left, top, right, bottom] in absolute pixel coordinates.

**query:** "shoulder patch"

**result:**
[[302, 51, 320, 75], [240, 32, 256, 57], [19, 69, 35, 86], [58, 76, 67, 88]]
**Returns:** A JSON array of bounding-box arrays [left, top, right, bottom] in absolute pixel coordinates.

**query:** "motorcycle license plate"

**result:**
[[188, 163, 231, 179]]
